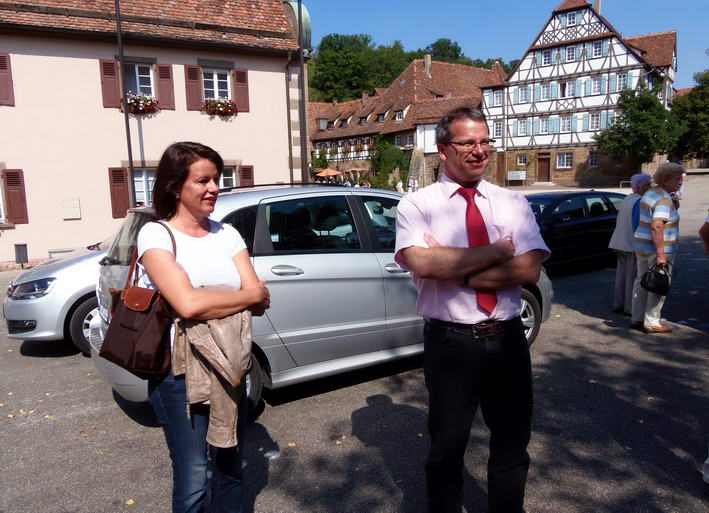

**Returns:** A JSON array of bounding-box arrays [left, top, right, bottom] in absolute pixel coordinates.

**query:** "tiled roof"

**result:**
[[673, 87, 692, 98], [553, 0, 590, 13], [310, 58, 501, 142], [0, 1, 298, 52], [625, 31, 676, 68]]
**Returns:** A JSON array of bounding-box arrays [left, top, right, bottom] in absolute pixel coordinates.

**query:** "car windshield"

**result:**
[[87, 234, 116, 252], [106, 212, 154, 265], [526, 197, 555, 218]]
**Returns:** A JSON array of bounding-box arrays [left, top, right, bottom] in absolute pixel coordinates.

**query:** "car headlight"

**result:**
[[10, 278, 56, 300]]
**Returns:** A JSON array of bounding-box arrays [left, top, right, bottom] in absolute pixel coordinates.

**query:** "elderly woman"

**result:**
[[609, 173, 652, 315], [630, 162, 684, 333]]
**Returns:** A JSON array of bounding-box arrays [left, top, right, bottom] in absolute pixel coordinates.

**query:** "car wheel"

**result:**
[[68, 296, 98, 355], [520, 289, 542, 346], [245, 356, 265, 423]]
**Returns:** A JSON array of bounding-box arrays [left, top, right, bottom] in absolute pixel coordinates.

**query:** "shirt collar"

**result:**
[[438, 173, 489, 199]]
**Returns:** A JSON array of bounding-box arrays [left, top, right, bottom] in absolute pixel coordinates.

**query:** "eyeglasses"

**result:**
[[448, 139, 496, 152]]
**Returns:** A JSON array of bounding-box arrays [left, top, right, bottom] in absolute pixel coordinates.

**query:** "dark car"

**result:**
[[526, 190, 626, 268]]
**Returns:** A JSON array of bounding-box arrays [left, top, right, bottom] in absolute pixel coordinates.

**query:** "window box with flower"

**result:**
[[328, 147, 338, 156], [202, 98, 239, 117], [355, 145, 365, 152], [122, 92, 160, 114]]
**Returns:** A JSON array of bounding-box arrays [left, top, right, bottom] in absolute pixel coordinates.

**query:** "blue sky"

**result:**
[[304, 0, 707, 89]]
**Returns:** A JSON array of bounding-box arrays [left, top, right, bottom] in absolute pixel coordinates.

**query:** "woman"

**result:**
[[630, 162, 683, 333], [609, 173, 652, 315], [137, 142, 270, 513]]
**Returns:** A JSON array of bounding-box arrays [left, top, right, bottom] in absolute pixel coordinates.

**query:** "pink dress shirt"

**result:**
[[395, 174, 550, 324]]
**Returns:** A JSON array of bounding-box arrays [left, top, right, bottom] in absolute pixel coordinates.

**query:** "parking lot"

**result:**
[[2, 176, 708, 513]]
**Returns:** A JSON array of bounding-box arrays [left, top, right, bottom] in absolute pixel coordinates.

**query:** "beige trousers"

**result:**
[[631, 251, 675, 328]]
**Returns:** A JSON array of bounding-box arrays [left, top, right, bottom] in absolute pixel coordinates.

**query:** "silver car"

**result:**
[[91, 185, 553, 408], [4, 240, 109, 354]]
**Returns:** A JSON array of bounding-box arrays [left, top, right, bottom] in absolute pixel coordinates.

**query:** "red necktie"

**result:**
[[458, 187, 498, 313]]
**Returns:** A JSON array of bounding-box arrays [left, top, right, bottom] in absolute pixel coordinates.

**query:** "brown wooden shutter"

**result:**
[[155, 64, 175, 110], [108, 167, 130, 218], [3, 169, 28, 224], [0, 53, 15, 106], [185, 65, 202, 111], [239, 165, 254, 186], [233, 68, 250, 113], [99, 59, 121, 108]]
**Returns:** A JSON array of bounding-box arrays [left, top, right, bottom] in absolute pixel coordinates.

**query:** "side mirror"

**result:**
[[371, 205, 384, 215]]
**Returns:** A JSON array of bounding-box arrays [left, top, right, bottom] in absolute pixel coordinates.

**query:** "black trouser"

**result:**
[[423, 317, 532, 513]]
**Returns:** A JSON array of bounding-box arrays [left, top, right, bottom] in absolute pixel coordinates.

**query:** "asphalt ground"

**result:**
[[1, 176, 708, 513]]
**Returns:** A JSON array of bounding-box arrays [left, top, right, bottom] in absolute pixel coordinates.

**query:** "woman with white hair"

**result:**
[[609, 173, 652, 315], [631, 162, 684, 333]]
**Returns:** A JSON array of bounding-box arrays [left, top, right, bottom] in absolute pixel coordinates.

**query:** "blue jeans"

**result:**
[[149, 371, 245, 513]]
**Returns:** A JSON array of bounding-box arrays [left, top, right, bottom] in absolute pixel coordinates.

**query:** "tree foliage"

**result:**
[[671, 69, 709, 159], [593, 84, 682, 170], [308, 34, 516, 102], [370, 137, 407, 189]]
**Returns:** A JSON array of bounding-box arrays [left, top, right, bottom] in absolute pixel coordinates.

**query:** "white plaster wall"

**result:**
[[0, 35, 294, 261], [416, 125, 438, 154]]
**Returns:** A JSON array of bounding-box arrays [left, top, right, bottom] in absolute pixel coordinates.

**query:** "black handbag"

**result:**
[[640, 262, 674, 296], [99, 221, 175, 380]]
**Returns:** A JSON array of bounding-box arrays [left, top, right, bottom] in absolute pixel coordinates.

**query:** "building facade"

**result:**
[[482, 0, 677, 186], [0, 0, 310, 262]]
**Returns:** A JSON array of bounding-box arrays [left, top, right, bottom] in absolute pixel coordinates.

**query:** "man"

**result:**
[[395, 107, 549, 513], [608, 173, 652, 315]]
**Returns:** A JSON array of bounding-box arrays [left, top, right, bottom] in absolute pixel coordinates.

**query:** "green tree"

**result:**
[[368, 40, 411, 89], [311, 150, 329, 172], [593, 84, 682, 171], [423, 38, 463, 63], [671, 69, 709, 159], [310, 49, 371, 102], [370, 137, 406, 189]]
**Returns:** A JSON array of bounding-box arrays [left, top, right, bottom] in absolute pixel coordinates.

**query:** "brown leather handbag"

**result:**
[[99, 221, 175, 380]]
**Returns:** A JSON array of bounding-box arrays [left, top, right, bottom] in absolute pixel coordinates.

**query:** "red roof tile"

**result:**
[[625, 31, 676, 68], [0, 1, 298, 52], [673, 87, 692, 98], [554, 0, 590, 13]]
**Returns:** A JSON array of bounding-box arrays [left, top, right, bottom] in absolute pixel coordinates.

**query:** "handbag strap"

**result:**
[[648, 261, 676, 277], [124, 220, 178, 288]]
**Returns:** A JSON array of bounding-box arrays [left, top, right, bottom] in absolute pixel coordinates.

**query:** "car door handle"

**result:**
[[270, 265, 304, 276], [384, 263, 409, 274]]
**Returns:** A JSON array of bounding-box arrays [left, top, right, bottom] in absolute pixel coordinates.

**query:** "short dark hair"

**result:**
[[152, 142, 224, 219], [436, 107, 488, 145]]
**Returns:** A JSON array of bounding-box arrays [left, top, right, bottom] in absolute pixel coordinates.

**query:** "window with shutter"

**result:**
[[108, 167, 130, 218], [2, 169, 28, 224], [185, 65, 203, 111], [0, 53, 15, 106], [156, 64, 175, 110], [99, 59, 121, 108], [233, 69, 249, 112], [239, 165, 254, 186]]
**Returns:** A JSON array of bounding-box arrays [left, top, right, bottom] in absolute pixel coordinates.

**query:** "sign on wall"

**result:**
[[507, 170, 527, 181]]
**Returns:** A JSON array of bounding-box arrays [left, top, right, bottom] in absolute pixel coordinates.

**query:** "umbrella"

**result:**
[[316, 168, 342, 177]]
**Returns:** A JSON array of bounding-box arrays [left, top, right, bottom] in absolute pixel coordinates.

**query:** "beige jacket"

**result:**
[[172, 310, 252, 448]]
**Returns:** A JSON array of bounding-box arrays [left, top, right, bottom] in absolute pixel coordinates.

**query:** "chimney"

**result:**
[[594, 0, 602, 14], [362, 91, 369, 104], [424, 53, 432, 78]]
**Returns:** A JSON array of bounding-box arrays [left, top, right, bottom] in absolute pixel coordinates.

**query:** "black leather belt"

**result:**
[[425, 317, 520, 339]]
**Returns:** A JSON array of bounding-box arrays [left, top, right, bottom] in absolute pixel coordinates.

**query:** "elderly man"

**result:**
[[608, 173, 652, 315], [395, 107, 550, 513]]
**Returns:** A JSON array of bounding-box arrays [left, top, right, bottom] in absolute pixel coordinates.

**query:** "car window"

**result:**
[[552, 196, 586, 220], [106, 212, 153, 265], [222, 206, 257, 255], [265, 196, 360, 252], [527, 197, 555, 218], [362, 196, 398, 251], [607, 195, 624, 212], [584, 195, 610, 216]]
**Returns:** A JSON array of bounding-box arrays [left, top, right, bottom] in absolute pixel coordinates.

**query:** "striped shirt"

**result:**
[[633, 188, 680, 253]]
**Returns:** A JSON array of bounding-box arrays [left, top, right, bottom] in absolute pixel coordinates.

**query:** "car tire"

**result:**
[[245, 356, 265, 423], [520, 288, 542, 346], [68, 296, 98, 355]]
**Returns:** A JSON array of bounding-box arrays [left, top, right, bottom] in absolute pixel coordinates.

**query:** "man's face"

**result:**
[[437, 119, 491, 187]]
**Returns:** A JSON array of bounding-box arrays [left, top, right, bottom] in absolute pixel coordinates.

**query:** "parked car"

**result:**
[[4, 240, 110, 354], [90, 185, 553, 409], [526, 190, 626, 269]]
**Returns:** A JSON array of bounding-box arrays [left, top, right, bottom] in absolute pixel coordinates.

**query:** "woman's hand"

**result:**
[[656, 254, 668, 266], [246, 280, 270, 317]]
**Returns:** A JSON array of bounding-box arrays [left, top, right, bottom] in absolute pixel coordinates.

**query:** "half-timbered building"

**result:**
[[482, 0, 677, 185]]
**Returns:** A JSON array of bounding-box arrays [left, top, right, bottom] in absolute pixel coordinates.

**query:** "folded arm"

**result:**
[[463, 250, 544, 290], [141, 248, 269, 320]]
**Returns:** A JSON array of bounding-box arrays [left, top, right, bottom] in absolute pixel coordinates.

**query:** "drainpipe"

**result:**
[[285, 51, 295, 183], [114, 0, 136, 205], [297, 0, 309, 183]]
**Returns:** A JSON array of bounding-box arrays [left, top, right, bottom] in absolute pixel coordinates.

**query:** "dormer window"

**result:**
[[340, 119, 348, 128], [359, 117, 367, 126], [317, 118, 328, 131], [377, 113, 385, 122], [327, 121, 334, 130], [395, 111, 403, 121]]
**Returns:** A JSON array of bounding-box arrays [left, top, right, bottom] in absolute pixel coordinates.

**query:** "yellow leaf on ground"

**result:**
[[125, 499, 134, 505], [44, 415, 53, 420], [287, 442, 298, 447]]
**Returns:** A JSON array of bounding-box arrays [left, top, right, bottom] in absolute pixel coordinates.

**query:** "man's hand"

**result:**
[[424, 233, 515, 261], [656, 254, 668, 266]]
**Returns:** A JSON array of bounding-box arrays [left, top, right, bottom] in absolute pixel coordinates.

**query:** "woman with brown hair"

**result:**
[[137, 141, 270, 513]]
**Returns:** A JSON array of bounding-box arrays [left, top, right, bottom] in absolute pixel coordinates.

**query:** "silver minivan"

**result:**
[[91, 185, 553, 409]]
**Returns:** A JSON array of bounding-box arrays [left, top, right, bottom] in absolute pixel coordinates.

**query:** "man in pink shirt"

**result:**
[[395, 107, 549, 513]]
